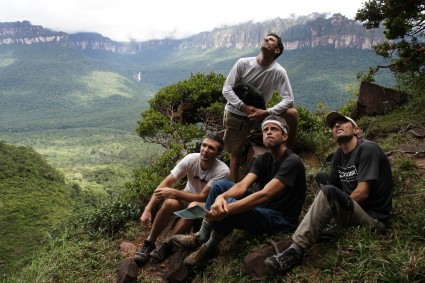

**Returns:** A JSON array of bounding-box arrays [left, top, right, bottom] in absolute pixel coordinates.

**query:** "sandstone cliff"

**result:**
[[0, 14, 384, 54]]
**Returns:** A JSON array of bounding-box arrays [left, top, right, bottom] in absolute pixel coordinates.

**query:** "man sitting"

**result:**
[[133, 134, 229, 266], [265, 112, 393, 273]]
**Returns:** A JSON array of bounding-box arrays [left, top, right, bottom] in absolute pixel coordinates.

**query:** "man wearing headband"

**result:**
[[172, 115, 307, 266], [222, 33, 299, 182], [265, 111, 393, 274]]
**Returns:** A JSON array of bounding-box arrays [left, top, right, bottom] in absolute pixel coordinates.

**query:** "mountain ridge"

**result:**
[[0, 13, 385, 53]]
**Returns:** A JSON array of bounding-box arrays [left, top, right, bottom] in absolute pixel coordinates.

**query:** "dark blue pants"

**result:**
[[206, 179, 295, 236]]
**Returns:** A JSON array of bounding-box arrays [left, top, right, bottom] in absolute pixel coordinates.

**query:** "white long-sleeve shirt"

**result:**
[[222, 57, 294, 116]]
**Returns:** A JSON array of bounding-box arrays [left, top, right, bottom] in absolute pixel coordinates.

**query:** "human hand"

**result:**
[[248, 109, 268, 121], [210, 196, 228, 218], [140, 210, 152, 227], [154, 187, 176, 199], [240, 104, 257, 115]]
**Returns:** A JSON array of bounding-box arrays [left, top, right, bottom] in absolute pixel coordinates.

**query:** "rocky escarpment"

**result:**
[[0, 14, 385, 54], [0, 21, 131, 53], [172, 14, 384, 50]]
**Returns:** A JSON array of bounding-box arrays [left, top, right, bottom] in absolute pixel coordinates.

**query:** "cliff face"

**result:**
[[0, 21, 67, 45], [0, 21, 130, 53], [0, 14, 385, 53]]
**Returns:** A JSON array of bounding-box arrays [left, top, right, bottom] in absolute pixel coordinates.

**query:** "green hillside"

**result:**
[[0, 41, 394, 134], [85, 46, 394, 110], [0, 141, 95, 275], [0, 44, 154, 132]]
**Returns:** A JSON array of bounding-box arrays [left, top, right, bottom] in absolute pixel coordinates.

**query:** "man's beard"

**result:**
[[336, 134, 354, 144], [264, 139, 283, 149]]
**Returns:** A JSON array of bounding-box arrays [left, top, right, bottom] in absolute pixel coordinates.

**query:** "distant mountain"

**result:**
[[0, 14, 393, 132], [0, 14, 385, 53]]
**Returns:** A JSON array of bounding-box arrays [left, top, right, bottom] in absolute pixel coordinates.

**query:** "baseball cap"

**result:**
[[325, 112, 358, 128]]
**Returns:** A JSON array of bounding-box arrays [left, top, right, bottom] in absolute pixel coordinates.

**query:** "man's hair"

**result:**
[[204, 133, 224, 152], [267, 32, 284, 59], [262, 115, 289, 134]]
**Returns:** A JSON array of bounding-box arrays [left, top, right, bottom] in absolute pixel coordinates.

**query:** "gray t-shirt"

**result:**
[[222, 57, 294, 116], [171, 153, 230, 194]]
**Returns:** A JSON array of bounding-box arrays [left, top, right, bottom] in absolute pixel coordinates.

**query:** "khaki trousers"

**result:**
[[293, 187, 385, 249]]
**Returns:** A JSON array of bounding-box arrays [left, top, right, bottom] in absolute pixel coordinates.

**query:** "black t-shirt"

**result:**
[[250, 150, 307, 224], [328, 139, 393, 222]]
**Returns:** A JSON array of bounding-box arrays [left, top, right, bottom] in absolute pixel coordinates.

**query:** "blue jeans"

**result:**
[[206, 179, 295, 237]]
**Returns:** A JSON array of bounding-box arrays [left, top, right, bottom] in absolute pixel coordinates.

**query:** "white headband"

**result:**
[[261, 120, 288, 134]]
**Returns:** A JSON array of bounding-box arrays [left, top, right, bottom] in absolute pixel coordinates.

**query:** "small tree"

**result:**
[[355, 0, 425, 78], [136, 72, 226, 154]]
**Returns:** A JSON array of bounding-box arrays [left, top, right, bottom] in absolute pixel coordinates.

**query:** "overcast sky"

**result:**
[[0, 0, 367, 42]]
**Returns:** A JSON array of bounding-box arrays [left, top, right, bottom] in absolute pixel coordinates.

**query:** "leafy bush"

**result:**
[[77, 200, 140, 237], [295, 106, 331, 155]]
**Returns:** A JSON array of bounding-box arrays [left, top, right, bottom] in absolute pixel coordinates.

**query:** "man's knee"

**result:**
[[206, 179, 234, 209], [315, 171, 329, 188], [161, 198, 182, 211], [212, 179, 234, 194], [282, 107, 299, 123], [320, 185, 354, 213]]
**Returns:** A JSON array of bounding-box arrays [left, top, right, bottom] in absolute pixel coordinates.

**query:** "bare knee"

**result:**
[[282, 107, 299, 123], [160, 198, 182, 212]]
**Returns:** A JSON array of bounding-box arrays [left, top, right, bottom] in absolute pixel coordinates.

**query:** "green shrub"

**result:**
[[76, 200, 140, 237]]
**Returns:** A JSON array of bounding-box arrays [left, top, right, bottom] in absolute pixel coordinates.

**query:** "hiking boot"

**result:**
[[150, 242, 173, 262], [172, 233, 202, 248], [264, 247, 303, 273], [133, 240, 155, 267], [183, 244, 219, 266]]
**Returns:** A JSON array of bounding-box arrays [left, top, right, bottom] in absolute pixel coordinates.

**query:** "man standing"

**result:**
[[265, 112, 393, 273], [172, 115, 307, 266], [222, 33, 299, 182], [133, 134, 229, 266]]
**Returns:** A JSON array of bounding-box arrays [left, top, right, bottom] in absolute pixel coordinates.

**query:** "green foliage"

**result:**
[[356, 0, 425, 77], [0, 142, 83, 275], [124, 145, 183, 204], [137, 72, 226, 151], [294, 106, 331, 155], [76, 200, 140, 237]]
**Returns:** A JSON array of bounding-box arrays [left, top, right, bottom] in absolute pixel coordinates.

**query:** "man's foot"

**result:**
[[133, 240, 155, 267], [183, 244, 219, 266], [150, 242, 173, 262], [172, 233, 202, 248], [264, 247, 303, 273]]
